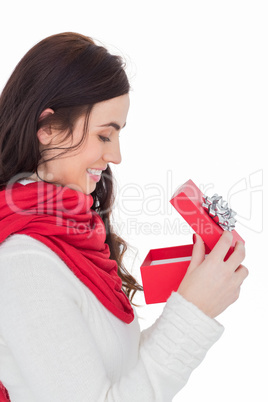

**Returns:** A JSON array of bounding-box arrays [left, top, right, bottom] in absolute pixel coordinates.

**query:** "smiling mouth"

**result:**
[[86, 168, 102, 175], [86, 170, 102, 182]]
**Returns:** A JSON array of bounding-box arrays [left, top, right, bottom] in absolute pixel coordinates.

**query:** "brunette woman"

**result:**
[[0, 32, 248, 401]]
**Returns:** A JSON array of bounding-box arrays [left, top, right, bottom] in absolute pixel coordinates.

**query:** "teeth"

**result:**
[[87, 168, 102, 175]]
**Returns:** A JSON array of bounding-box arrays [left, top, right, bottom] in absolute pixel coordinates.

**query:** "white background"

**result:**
[[0, 1, 267, 401]]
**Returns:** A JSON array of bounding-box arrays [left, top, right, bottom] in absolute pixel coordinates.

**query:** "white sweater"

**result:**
[[0, 182, 224, 402]]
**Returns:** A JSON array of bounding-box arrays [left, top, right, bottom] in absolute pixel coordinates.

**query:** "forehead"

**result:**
[[88, 94, 130, 126]]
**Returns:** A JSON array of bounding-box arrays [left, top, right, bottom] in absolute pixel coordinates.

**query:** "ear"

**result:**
[[37, 108, 55, 146]]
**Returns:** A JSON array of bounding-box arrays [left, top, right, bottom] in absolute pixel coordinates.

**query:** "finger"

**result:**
[[188, 233, 205, 273], [226, 241, 246, 270], [208, 230, 233, 263], [234, 264, 249, 286]]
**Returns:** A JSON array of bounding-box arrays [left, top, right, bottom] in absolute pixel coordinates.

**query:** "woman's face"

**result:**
[[36, 94, 130, 195]]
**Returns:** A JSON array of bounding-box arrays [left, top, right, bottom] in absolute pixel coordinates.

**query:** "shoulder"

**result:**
[[0, 234, 87, 305], [0, 233, 61, 260]]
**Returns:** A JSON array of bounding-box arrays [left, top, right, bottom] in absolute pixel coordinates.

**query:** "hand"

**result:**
[[177, 231, 249, 318]]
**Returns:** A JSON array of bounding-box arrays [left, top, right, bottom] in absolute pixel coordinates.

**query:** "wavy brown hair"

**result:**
[[0, 32, 143, 303]]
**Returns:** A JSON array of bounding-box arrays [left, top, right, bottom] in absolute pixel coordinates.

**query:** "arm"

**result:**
[[0, 248, 223, 402], [139, 292, 224, 400]]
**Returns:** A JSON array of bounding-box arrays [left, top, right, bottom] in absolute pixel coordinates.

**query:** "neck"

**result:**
[[26, 173, 40, 182]]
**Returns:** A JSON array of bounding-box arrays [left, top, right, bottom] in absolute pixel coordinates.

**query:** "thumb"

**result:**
[[187, 233, 205, 273]]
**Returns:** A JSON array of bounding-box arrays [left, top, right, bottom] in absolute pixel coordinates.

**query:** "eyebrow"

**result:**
[[99, 122, 126, 131]]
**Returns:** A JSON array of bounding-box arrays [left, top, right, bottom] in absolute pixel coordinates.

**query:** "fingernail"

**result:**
[[193, 234, 197, 244]]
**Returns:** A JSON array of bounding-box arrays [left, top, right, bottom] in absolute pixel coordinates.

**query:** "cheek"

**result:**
[[85, 141, 103, 160]]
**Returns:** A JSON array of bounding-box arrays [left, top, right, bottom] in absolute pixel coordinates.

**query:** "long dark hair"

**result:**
[[0, 32, 143, 302]]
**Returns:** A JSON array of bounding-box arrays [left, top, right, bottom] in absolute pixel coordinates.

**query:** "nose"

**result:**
[[103, 139, 122, 165]]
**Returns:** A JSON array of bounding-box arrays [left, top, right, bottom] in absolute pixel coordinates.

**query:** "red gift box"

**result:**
[[140, 179, 244, 304]]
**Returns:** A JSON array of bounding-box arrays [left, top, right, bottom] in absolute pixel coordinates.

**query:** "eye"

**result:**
[[98, 135, 111, 143]]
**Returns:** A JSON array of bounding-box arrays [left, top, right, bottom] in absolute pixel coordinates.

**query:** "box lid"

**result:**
[[169, 179, 244, 257]]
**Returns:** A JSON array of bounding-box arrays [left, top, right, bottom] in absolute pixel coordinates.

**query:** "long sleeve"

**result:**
[[0, 235, 224, 402]]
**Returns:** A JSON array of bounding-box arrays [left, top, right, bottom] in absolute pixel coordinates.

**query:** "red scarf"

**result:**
[[0, 181, 134, 324], [0, 381, 10, 402]]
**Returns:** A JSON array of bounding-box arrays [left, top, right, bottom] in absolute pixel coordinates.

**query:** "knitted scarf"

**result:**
[[0, 181, 134, 324]]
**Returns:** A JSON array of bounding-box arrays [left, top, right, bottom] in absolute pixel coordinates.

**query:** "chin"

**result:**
[[83, 183, 96, 196]]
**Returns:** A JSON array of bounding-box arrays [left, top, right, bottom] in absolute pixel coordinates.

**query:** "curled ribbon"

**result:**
[[202, 194, 237, 231]]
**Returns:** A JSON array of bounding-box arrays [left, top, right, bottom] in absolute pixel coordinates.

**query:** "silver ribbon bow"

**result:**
[[202, 194, 237, 231]]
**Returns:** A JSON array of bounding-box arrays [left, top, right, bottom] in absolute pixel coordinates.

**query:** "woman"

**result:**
[[0, 32, 248, 401]]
